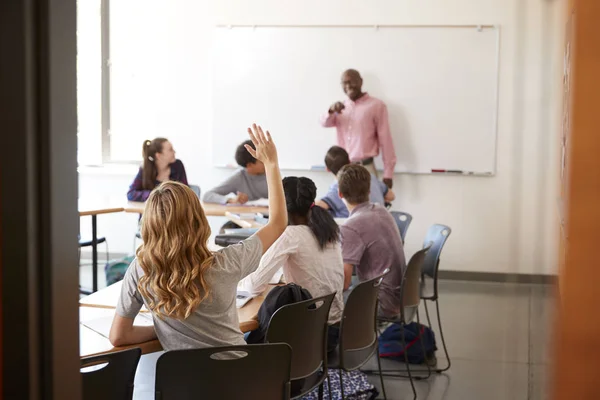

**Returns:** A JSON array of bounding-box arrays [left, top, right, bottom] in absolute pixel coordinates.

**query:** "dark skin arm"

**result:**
[[383, 178, 393, 189]]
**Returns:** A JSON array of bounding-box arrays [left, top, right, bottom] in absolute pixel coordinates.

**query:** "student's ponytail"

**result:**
[[283, 177, 339, 250], [141, 138, 168, 190]]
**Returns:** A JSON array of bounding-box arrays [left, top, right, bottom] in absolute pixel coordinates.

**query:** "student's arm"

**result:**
[[315, 200, 330, 211], [343, 263, 354, 290], [340, 225, 366, 290], [109, 316, 157, 347], [246, 124, 287, 254], [240, 229, 294, 295], [375, 103, 397, 182], [127, 168, 152, 202], [109, 264, 157, 346], [202, 171, 243, 204]]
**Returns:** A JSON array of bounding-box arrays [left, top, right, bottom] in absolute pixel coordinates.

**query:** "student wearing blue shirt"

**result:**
[[315, 146, 395, 218]]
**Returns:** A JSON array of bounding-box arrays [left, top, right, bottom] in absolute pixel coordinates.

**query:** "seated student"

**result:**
[[127, 138, 188, 202], [203, 140, 268, 204], [338, 164, 406, 318], [240, 176, 345, 350], [315, 146, 395, 218], [109, 125, 287, 349]]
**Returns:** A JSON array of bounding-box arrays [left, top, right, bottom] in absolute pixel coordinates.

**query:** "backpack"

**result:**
[[245, 283, 313, 344], [301, 369, 378, 400], [378, 322, 437, 364], [104, 255, 135, 286]]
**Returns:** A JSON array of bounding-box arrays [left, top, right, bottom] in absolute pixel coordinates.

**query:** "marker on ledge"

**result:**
[[431, 169, 463, 173]]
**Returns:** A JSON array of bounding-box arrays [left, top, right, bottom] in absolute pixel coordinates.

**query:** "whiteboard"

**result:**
[[212, 25, 499, 174]]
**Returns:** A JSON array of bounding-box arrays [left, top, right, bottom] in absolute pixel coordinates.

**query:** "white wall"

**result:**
[[79, 0, 563, 275]]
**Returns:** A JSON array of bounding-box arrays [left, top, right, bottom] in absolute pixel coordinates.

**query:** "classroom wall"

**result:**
[[79, 0, 563, 276]]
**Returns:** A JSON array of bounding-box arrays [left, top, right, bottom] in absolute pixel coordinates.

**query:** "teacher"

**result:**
[[320, 69, 396, 188]]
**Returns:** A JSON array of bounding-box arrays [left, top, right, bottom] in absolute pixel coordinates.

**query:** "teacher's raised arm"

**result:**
[[319, 69, 397, 188]]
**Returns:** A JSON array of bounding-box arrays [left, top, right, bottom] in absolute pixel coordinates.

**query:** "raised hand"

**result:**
[[245, 124, 278, 167], [329, 101, 345, 114]]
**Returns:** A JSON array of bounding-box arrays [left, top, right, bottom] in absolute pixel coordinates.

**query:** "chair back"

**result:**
[[155, 344, 292, 400], [266, 293, 335, 380], [189, 184, 201, 199], [421, 224, 452, 279], [339, 270, 388, 370], [390, 211, 413, 243], [400, 245, 431, 323], [80, 347, 141, 400]]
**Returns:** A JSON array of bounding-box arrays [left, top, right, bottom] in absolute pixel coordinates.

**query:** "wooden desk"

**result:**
[[80, 281, 270, 358], [78, 200, 126, 293], [125, 201, 268, 217]]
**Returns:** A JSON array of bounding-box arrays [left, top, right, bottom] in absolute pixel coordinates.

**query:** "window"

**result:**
[[77, 0, 156, 165]]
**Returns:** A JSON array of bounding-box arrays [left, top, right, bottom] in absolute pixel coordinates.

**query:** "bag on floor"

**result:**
[[104, 255, 135, 286], [301, 369, 378, 400], [378, 322, 437, 364]]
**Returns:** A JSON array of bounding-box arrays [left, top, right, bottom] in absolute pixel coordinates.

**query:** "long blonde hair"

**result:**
[[137, 181, 214, 319]]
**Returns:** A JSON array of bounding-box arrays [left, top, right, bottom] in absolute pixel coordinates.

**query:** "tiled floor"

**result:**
[[124, 280, 554, 399]]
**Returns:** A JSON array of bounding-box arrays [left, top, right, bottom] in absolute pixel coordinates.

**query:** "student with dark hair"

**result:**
[[315, 146, 395, 218], [240, 176, 344, 350], [337, 164, 406, 318], [203, 139, 268, 204], [127, 138, 188, 202]]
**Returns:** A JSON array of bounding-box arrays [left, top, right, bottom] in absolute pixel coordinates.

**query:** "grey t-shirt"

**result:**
[[202, 169, 268, 204], [340, 203, 406, 317], [116, 235, 263, 351]]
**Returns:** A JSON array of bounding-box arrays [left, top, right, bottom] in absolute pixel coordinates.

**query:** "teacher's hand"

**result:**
[[383, 178, 393, 189], [329, 102, 345, 114]]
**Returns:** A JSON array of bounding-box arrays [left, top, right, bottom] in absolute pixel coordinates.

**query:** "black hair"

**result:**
[[324, 146, 351, 175], [283, 177, 339, 250], [235, 140, 257, 168]]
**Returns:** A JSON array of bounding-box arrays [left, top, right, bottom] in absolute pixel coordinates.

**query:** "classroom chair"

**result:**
[[390, 211, 413, 244], [79, 234, 109, 295], [365, 245, 433, 397], [266, 293, 336, 399], [154, 343, 292, 400], [420, 224, 452, 373], [327, 270, 389, 400], [80, 347, 141, 400]]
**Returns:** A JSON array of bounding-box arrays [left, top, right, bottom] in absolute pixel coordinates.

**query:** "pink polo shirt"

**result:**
[[320, 93, 397, 179]]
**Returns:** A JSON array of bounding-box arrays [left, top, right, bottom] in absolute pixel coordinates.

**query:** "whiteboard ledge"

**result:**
[[216, 24, 498, 29]]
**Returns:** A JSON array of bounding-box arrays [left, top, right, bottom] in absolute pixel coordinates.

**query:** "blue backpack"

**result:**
[[378, 322, 437, 364]]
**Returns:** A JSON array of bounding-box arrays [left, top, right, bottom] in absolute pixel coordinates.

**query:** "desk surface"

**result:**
[[80, 281, 269, 358], [124, 201, 268, 217], [79, 198, 125, 216]]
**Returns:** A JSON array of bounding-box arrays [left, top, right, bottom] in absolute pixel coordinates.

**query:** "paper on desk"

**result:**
[[82, 312, 153, 338], [244, 198, 269, 207], [236, 290, 254, 308]]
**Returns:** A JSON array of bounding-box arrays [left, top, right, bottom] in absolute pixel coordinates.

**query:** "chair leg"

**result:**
[[415, 309, 432, 379], [338, 369, 345, 400], [104, 239, 109, 264], [400, 325, 417, 400], [423, 300, 433, 329], [326, 373, 333, 400], [375, 340, 388, 400], [434, 299, 451, 373], [318, 382, 324, 400]]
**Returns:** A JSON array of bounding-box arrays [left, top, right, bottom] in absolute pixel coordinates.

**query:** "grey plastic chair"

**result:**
[[420, 224, 452, 373], [155, 343, 292, 400], [80, 347, 141, 400], [328, 270, 389, 400], [390, 211, 413, 244], [367, 246, 433, 399], [266, 293, 336, 399]]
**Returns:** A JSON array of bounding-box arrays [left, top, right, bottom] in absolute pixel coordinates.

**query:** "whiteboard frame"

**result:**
[[214, 24, 501, 177]]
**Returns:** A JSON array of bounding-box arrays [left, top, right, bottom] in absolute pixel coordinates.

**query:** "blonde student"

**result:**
[[109, 124, 287, 349], [240, 176, 345, 350]]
